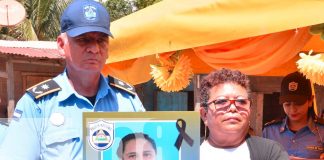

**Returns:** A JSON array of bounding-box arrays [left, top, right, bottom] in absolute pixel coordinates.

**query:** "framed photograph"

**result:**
[[83, 111, 200, 160]]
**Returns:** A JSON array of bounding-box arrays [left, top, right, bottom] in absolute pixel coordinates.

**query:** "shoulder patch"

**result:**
[[108, 76, 135, 96], [264, 119, 282, 127], [26, 79, 61, 99], [0, 120, 8, 126]]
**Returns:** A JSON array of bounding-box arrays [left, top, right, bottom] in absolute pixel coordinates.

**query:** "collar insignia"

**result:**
[[26, 79, 61, 99], [108, 76, 136, 96]]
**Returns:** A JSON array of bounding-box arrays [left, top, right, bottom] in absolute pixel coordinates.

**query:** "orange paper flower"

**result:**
[[297, 50, 324, 85], [150, 53, 193, 92]]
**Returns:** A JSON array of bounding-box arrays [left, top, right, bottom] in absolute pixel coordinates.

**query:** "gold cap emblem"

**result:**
[[288, 82, 298, 91]]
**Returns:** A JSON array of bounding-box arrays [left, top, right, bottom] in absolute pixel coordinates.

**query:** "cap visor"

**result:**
[[66, 26, 113, 37], [279, 95, 307, 105]]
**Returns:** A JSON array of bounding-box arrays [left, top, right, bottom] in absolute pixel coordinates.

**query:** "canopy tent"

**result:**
[[102, 0, 324, 85]]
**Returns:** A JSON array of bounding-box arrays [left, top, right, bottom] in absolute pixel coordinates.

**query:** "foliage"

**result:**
[[0, 0, 70, 41], [0, 0, 160, 40], [103, 0, 133, 22], [103, 0, 161, 21], [133, 0, 161, 11]]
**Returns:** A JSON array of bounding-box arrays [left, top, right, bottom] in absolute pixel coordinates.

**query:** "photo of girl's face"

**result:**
[[122, 138, 156, 160]]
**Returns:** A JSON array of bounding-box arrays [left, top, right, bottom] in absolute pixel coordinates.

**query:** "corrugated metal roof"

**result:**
[[0, 40, 63, 59]]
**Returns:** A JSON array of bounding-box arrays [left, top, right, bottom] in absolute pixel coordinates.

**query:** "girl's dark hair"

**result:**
[[308, 103, 317, 119], [199, 68, 251, 108], [116, 132, 157, 158]]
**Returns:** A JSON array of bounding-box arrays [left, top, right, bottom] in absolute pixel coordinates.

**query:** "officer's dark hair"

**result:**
[[309, 104, 315, 118], [199, 68, 251, 109], [116, 132, 157, 158]]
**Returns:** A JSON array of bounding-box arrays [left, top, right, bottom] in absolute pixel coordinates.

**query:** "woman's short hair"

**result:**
[[200, 68, 251, 108]]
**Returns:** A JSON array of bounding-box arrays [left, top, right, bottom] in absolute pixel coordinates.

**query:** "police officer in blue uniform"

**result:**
[[263, 72, 324, 159], [0, 0, 145, 159]]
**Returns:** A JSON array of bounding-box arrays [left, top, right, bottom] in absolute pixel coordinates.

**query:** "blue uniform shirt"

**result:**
[[0, 120, 8, 145], [263, 116, 324, 159], [0, 71, 145, 160]]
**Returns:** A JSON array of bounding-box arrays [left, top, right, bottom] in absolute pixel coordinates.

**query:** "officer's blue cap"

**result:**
[[60, 0, 113, 37], [279, 71, 312, 105]]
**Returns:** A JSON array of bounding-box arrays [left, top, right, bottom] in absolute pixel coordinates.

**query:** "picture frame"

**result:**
[[83, 111, 200, 160]]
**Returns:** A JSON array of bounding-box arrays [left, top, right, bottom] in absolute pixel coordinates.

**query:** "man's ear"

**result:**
[[57, 34, 66, 57], [200, 107, 208, 125]]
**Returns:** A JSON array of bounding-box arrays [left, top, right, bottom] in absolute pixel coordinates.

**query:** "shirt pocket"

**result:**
[[44, 129, 80, 146]]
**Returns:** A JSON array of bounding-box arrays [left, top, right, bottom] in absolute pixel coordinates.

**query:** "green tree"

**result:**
[[0, 0, 70, 41], [103, 0, 133, 22], [133, 0, 161, 11], [0, 0, 160, 41], [104, 0, 161, 21]]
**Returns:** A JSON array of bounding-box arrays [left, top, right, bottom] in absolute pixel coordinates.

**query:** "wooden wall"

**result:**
[[0, 55, 64, 118]]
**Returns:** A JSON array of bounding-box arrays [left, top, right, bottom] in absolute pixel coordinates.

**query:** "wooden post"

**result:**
[[314, 84, 324, 118], [6, 57, 14, 118], [250, 92, 264, 136], [193, 75, 201, 111]]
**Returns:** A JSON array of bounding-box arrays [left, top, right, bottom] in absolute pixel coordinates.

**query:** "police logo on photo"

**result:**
[[88, 120, 114, 151]]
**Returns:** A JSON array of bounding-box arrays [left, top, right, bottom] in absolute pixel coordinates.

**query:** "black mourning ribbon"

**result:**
[[174, 119, 194, 150]]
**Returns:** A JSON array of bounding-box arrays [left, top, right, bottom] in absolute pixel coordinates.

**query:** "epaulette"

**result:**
[[264, 119, 282, 127], [26, 79, 61, 99], [108, 76, 136, 96]]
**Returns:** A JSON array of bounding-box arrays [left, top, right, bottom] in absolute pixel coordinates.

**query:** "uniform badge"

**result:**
[[13, 109, 23, 121], [288, 82, 298, 91], [50, 112, 65, 127], [306, 145, 323, 152], [88, 120, 114, 151], [83, 5, 97, 21]]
